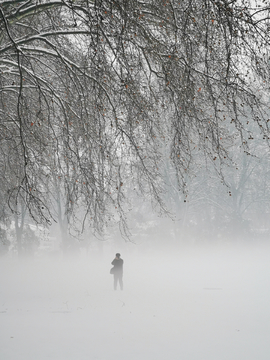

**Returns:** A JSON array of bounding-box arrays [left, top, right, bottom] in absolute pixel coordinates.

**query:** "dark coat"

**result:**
[[111, 258, 124, 274]]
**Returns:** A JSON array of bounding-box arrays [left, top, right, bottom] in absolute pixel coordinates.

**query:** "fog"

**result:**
[[1, 242, 270, 360]]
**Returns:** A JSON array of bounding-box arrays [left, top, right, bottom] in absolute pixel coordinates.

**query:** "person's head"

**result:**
[[116, 253, 121, 259]]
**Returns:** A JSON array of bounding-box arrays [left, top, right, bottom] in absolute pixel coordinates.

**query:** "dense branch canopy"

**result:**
[[0, 0, 269, 232]]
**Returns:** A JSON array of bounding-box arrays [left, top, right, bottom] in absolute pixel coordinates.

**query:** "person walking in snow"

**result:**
[[111, 253, 123, 290]]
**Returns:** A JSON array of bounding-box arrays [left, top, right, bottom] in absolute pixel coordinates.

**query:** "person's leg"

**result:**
[[119, 274, 123, 290], [114, 274, 117, 290]]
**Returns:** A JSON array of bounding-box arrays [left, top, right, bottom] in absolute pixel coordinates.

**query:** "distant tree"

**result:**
[[165, 130, 270, 241], [21, 224, 39, 255], [0, 0, 269, 234], [0, 227, 10, 255]]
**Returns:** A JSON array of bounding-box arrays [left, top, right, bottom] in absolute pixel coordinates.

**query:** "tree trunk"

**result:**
[[14, 212, 25, 257]]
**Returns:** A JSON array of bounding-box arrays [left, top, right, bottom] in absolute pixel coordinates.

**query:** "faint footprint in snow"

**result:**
[[118, 299, 125, 307]]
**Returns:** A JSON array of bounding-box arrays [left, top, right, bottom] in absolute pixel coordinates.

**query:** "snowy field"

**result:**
[[1, 242, 270, 360]]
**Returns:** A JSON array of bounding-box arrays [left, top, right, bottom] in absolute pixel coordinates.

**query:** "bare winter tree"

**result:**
[[0, 0, 269, 235]]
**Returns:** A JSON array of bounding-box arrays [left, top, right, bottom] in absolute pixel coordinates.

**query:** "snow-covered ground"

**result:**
[[1, 242, 270, 360]]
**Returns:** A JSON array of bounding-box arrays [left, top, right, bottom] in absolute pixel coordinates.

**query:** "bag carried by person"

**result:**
[[110, 267, 115, 274]]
